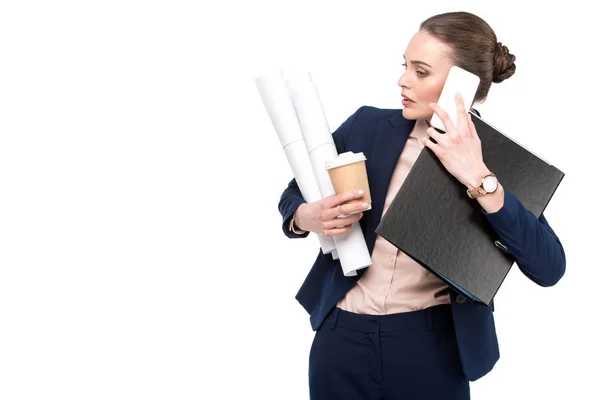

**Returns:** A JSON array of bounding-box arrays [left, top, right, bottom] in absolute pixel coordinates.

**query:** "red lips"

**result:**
[[402, 94, 415, 103]]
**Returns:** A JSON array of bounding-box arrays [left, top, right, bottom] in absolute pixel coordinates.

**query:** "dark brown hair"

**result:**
[[420, 11, 516, 103]]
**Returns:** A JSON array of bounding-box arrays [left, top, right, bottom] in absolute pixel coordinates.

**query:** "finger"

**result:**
[[467, 113, 479, 139], [323, 200, 370, 221], [426, 127, 446, 146], [324, 212, 363, 230], [455, 93, 469, 133], [326, 189, 364, 208], [422, 136, 444, 158], [429, 103, 455, 134], [323, 226, 352, 237]]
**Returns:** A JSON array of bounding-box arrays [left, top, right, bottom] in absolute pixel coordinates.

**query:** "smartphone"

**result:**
[[430, 65, 481, 132]]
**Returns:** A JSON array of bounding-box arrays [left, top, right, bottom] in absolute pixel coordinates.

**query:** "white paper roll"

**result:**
[[283, 142, 336, 255], [283, 141, 325, 203], [287, 74, 371, 276], [309, 143, 337, 196], [255, 71, 336, 256], [255, 71, 304, 147], [286, 72, 334, 153]]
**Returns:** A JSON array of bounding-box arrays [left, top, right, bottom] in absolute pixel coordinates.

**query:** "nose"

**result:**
[[397, 72, 408, 89]]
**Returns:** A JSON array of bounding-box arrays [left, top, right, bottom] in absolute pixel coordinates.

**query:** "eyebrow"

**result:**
[[403, 55, 432, 68]]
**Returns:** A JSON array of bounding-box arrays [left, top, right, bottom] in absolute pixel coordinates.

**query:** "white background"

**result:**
[[0, 1, 597, 399]]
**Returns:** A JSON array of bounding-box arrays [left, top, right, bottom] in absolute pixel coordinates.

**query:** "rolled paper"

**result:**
[[287, 72, 371, 276], [255, 71, 337, 256]]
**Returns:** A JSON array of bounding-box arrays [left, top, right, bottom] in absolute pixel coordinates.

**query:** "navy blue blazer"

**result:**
[[278, 106, 566, 381]]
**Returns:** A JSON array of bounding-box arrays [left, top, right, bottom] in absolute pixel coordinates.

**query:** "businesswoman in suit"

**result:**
[[278, 11, 566, 400]]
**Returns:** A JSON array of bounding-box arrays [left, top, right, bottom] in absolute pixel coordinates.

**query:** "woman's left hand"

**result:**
[[424, 93, 491, 190]]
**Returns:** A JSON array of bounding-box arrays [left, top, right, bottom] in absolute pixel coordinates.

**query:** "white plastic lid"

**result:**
[[324, 151, 367, 170]]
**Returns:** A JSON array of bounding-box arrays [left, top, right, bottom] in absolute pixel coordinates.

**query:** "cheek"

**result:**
[[420, 79, 445, 103]]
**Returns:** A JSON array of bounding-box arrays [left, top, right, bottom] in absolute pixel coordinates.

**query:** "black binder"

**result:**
[[375, 112, 565, 305]]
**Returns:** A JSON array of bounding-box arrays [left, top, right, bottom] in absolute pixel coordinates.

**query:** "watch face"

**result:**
[[482, 175, 498, 193]]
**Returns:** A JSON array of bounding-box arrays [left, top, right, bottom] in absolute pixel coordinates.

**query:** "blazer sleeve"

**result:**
[[482, 188, 566, 287], [277, 106, 367, 238]]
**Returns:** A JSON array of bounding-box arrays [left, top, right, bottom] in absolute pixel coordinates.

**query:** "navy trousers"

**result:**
[[308, 304, 470, 399]]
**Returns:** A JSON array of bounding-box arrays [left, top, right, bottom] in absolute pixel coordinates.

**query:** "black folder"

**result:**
[[375, 112, 565, 305]]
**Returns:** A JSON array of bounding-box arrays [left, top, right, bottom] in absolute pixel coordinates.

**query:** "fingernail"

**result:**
[[362, 202, 369, 209], [358, 189, 364, 195]]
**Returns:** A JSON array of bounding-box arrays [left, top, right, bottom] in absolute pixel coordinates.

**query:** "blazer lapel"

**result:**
[[363, 111, 416, 257]]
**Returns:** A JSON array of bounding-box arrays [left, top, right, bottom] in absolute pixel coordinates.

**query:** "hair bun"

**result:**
[[493, 42, 516, 83]]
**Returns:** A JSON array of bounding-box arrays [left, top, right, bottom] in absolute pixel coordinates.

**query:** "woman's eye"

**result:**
[[402, 63, 427, 78]]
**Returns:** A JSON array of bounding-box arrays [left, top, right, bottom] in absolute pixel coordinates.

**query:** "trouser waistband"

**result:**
[[322, 304, 453, 333]]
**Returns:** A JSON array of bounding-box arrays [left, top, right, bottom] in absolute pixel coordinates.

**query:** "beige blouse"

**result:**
[[336, 120, 450, 314]]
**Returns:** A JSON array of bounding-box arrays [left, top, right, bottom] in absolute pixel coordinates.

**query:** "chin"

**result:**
[[402, 107, 421, 121], [402, 105, 433, 122]]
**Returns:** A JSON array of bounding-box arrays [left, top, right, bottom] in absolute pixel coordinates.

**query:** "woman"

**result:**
[[278, 11, 566, 400]]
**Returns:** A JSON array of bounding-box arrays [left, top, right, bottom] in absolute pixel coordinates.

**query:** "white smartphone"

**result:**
[[430, 65, 481, 132]]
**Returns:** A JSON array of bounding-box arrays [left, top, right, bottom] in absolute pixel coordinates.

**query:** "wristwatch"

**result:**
[[467, 173, 498, 199]]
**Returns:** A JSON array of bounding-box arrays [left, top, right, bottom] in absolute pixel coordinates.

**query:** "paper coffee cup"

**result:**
[[325, 152, 372, 217]]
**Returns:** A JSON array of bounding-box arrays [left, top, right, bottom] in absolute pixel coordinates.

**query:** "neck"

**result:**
[[409, 119, 431, 140]]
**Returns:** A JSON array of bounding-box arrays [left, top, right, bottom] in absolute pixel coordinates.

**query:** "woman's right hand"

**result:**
[[294, 190, 370, 236]]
